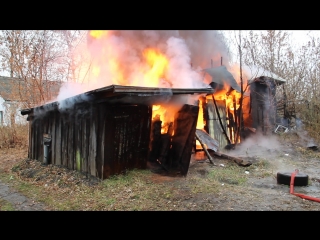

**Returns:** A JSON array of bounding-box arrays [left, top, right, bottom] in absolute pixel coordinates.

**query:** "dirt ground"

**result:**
[[1, 129, 320, 211], [187, 130, 320, 210]]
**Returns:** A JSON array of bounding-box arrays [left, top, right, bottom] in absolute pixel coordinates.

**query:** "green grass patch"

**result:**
[[0, 199, 15, 211], [207, 165, 248, 185]]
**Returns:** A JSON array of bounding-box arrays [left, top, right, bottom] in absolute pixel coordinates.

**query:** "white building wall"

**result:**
[[0, 96, 5, 126], [0, 96, 27, 126]]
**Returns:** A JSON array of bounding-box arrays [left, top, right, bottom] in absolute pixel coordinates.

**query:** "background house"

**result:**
[[0, 76, 61, 126], [0, 76, 28, 126]]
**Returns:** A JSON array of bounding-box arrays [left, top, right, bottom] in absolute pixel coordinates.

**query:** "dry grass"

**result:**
[[0, 124, 28, 149], [0, 148, 268, 211], [1, 126, 320, 211]]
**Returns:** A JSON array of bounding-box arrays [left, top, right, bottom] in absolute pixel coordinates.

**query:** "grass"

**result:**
[[0, 199, 15, 211], [208, 167, 247, 185], [1, 157, 268, 211], [1, 135, 317, 211]]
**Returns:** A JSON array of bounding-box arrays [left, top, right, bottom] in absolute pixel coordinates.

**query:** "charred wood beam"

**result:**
[[213, 151, 252, 167], [149, 120, 162, 162], [233, 95, 238, 136], [227, 110, 234, 143], [195, 132, 214, 164], [157, 122, 173, 168]]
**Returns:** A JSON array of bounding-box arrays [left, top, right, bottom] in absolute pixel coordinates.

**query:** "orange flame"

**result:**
[[196, 98, 205, 129], [195, 65, 249, 144], [87, 31, 174, 135], [88, 31, 170, 88], [141, 48, 169, 87], [92, 66, 100, 77], [152, 105, 174, 134], [89, 30, 108, 39], [108, 58, 126, 85]]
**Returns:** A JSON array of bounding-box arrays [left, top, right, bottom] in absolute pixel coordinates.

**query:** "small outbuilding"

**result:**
[[21, 84, 214, 179]]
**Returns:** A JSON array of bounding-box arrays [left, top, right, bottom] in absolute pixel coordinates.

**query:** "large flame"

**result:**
[[87, 30, 171, 88], [89, 30, 108, 39], [87, 30, 173, 128], [195, 65, 250, 145], [86, 31, 249, 145], [142, 48, 169, 87]]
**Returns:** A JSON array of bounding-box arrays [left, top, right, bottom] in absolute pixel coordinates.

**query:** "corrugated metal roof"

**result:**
[[203, 66, 241, 92], [243, 66, 287, 84]]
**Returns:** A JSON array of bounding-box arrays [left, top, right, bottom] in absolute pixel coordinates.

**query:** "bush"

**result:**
[[0, 124, 28, 148]]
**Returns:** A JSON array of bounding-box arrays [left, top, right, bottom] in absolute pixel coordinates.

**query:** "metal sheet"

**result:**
[[195, 129, 219, 152], [206, 99, 228, 149]]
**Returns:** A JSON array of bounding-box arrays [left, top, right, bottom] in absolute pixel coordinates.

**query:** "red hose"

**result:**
[[290, 169, 320, 203]]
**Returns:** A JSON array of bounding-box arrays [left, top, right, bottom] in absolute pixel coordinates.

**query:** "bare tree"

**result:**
[[0, 30, 88, 109]]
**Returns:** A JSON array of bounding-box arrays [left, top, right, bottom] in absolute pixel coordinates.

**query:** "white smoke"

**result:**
[[227, 132, 282, 158], [165, 36, 206, 88], [53, 30, 230, 104], [177, 30, 231, 69], [56, 82, 91, 110]]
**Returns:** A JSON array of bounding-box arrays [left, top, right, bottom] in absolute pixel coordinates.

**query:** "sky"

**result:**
[[288, 30, 319, 46], [1, 30, 319, 78], [221, 30, 320, 60]]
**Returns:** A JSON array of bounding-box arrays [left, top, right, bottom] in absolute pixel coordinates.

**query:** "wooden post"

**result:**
[[195, 132, 214, 164]]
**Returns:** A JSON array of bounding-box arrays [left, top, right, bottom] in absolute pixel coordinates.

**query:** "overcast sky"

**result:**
[[1, 30, 319, 78]]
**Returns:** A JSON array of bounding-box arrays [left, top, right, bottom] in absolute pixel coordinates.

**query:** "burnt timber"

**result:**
[[21, 84, 214, 179]]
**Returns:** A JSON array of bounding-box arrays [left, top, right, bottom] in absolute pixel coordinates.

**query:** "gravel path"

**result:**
[[0, 180, 49, 211]]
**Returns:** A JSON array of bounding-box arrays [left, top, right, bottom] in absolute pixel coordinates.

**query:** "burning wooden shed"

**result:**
[[198, 66, 244, 148], [196, 66, 286, 150], [20, 84, 214, 179]]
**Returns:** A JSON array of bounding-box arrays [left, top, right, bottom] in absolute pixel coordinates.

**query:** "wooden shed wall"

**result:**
[[250, 79, 277, 134], [28, 102, 152, 179]]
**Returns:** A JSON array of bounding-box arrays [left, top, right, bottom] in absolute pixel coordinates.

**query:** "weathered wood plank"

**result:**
[[34, 120, 37, 160], [75, 104, 82, 172], [170, 104, 199, 176], [46, 113, 52, 164], [98, 104, 106, 179], [103, 106, 114, 178], [61, 113, 68, 168], [81, 112, 89, 174], [38, 118, 44, 161], [30, 119, 34, 159], [28, 118, 32, 159], [35, 119, 39, 160], [89, 103, 97, 177], [55, 111, 62, 166], [68, 114, 74, 170], [51, 111, 56, 165]]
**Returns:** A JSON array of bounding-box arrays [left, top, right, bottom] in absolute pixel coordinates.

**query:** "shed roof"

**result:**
[[203, 66, 241, 92], [21, 84, 215, 116], [243, 66, 287, 85]]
